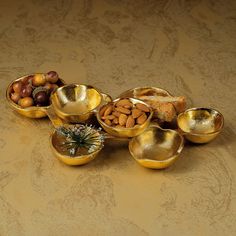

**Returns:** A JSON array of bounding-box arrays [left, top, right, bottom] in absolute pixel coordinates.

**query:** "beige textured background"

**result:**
[[1, 0, 236, 235]]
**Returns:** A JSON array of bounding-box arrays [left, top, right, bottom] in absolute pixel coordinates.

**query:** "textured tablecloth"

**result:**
[[0, 0, 236, 235]]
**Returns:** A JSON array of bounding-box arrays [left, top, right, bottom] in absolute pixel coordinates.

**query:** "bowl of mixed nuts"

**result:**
[[96, 98, 153, 138]]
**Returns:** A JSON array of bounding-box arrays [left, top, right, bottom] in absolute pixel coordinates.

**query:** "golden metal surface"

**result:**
[[51, 84, 103, 123], [96, 97, 153, 138], [50, 128, 103, 166], [118, 86, 172, 98], [177, 108, 224, 143], [6, 75, 65, 118], [129, 126, 184, 169]]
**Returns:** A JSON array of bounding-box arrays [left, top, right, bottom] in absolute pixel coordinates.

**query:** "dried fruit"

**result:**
[[12, 81, 23, 93], [34, 91, 49, 106], [18, 97, 33, 108], [32, 74, 46, 87], [20, 85, 32, 98], [46, 71, 59, 84], [11, 93, 21, 103]]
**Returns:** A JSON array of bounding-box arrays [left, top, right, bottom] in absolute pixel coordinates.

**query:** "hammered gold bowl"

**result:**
[[50, 128, 103, 166], [177, 108, 224, 143], [96, 98, 153, 138], [6, 74, 65, 118], [118, 86, 172, 99], [50, 84, 105, 123], [129, 126, 184, 169]]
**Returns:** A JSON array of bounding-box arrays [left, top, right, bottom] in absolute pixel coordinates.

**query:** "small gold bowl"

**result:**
[[129, 126, 184, 169], [96, 98, 153, 138], [50, 84, 104, 123], [177, 108, 224, 143], [50, 127, 103, 166], [6, 74, 65, 118]]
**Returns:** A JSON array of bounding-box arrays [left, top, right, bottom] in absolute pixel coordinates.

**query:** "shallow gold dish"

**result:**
[[50, 84, 106, 123], [118, 86, 172, 98], [177, 108, 224, 143], [96, 98, 153, 138], [129, 126, 184, 169], [6, 74, 65, 118], [50, 126, 103, 166]]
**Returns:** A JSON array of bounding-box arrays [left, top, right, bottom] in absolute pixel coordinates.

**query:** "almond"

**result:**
[[112, 111, 121, 117], [115, 99, 132, 107], [115, 124, 125, 128], [99, 105, 108, 117], [137, 113, 147, 125], [126, 115, 135, 128], [105, 119, 112, 126], [132, 108, 143, 118], [124, 104, 132, 109], [104, 104, 113, 116], [112, 117, 119, 124], [104, 115, 115, 120], [115, 106, 131, 115], [119, 114, 128, 126], [136, 103, 149, 112]]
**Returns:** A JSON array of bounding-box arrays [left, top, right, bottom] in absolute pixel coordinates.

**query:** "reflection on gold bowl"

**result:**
[[129, 126, 184, 169], [177, 108, 224, 143], [96, 98, 153, 138], [50, 84, 103, 123], [6, 74, 65, 118], [50, 127, 103, 166]]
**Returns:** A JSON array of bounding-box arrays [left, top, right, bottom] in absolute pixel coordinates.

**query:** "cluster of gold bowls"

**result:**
[[6, 77, 224, 169]]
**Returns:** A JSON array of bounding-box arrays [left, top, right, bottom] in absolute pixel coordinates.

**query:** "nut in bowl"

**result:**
[[129, 126, 184, 169], [177, 108, 224, 144], [50, 124, 104, 166], [6, 71, 65, 118], [96, 98, 153, 138]]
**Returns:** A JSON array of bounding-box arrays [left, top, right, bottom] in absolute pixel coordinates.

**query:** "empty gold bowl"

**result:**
[[129, 126, 184, 169], [177, 108, 224, 143], [6, 74, 65, 118], [96, 98, 153, 138], [50, 127, 103, 166], [50, 84, 104, 123]]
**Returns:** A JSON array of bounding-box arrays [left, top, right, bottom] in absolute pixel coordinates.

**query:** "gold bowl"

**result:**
[[177, 108, 224, 143], [50, 126, 103, 166], [50, 84, 106, 123], [129, 126, 184, 169], [6, 74, 65, 118], [96, 98, 153, 138], [118, 86, 172, 98]]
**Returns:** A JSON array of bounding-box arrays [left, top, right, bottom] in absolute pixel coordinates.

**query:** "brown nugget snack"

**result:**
[[151, 102, 176, 122]]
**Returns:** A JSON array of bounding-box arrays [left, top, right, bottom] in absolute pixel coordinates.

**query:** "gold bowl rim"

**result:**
[[177, 107, 224, 136], [118, 86, 172, 98], [51, 83, 103, 117], [6, 73, 66, 111], [96, 97, 153, 131], [50, 130, 103, 159], [129, 125, 184, 164]]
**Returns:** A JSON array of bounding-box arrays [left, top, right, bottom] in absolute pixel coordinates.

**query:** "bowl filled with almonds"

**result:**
[[96, 98, 153, 138]]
